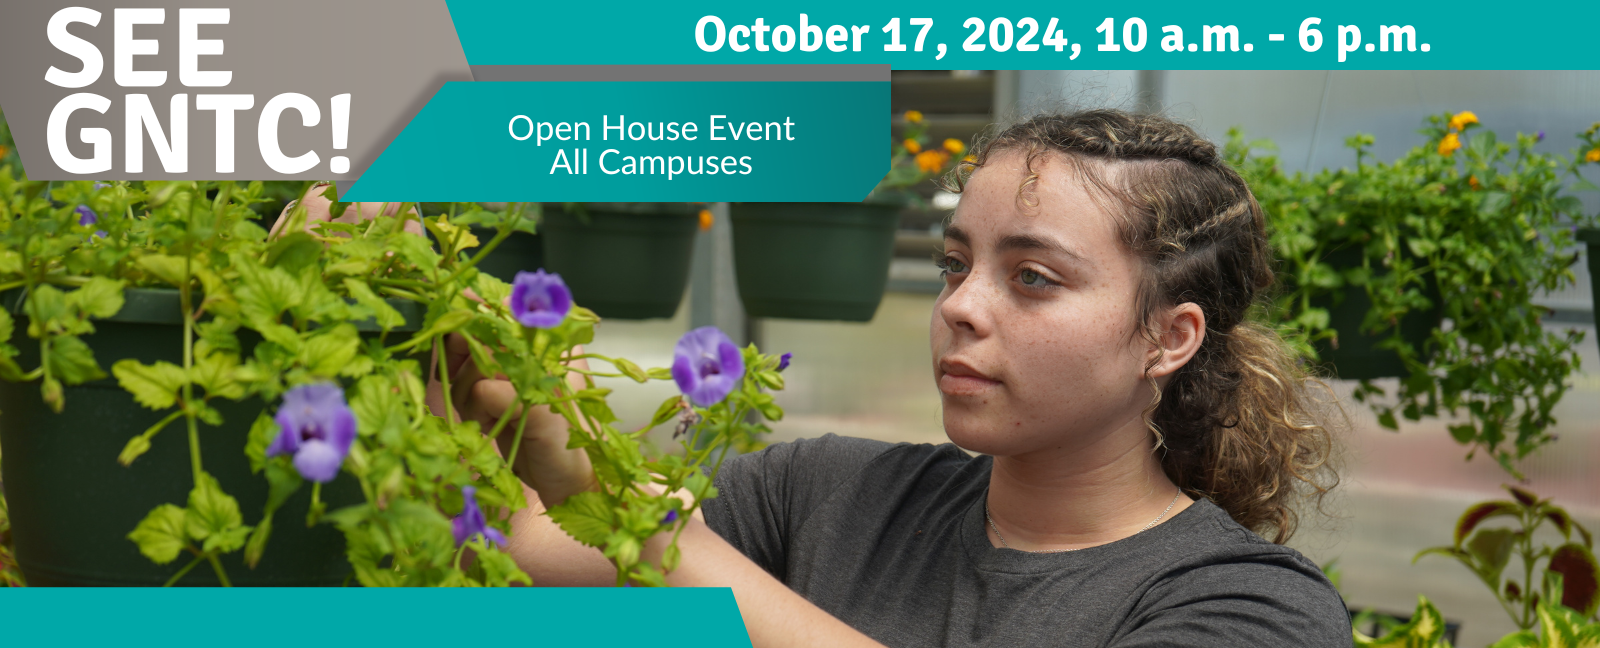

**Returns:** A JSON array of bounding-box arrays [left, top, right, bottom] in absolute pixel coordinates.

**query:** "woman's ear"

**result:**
[[1146, 302, 1206, 380]]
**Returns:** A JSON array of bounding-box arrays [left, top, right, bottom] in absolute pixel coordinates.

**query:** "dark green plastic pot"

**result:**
[[0, 288, 422, 586], [729, 202, 902, 322], [468, 226, 544, 284], [1310, 247, 1442, 380], [1576, 228, 1600, 319], [540, 204, 699, 319]]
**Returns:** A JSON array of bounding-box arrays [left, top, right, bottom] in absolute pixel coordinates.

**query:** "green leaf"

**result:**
[[70, 277, 126, 319], [476, 548, 533, 587], [756, 370, 785, 390], [350, 373, 403, 439], [343, 279, 405, 330], [614, 358, 648, 383], [244, 412, 279, 474], [191, 352, 244, 401], [663, 543, 682, 573], [300, 324, 360, 378], [1485, 630, 1538, 648], [1413, 545, 1468, 564], [1466, 527, 1517, 586], [263, 460, 304, 514], [136, 254, 189, 287], [243, 515, 273, 569], [112, 359, 188, 410], [546, 491, 615, 547], [1353, 595, 1446, 647], [117, 435, 152, 466], [649, 395, 684, 429], [390, 232, 440, 274], [127, 504, 189, 564], [47, 335, 104, 385], [1456, 500, 1521, 546], [195, 319, 241, 358], [184, 472, 247, 554], [264, 232, 323, 274], [425, 310, 475, 337], [25, 285, 71, 338], [472, 272, 511, 309], [234, 257, 302, 326]]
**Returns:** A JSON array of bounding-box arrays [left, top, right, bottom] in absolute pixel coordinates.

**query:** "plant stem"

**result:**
[[182, 253, 202, 485], [504, 407, 533, 478], [440, 213, 523, 287], [206, 552, 232, 587], [163, 553, 205, 587], [307, 482, 323, 527], [438, 336, 455, 424]]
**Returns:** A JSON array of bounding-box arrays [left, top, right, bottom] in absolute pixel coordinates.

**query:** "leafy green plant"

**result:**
[[1355, 595, 1454, 648], [1235, 112, 1598, 475], [0, 172, 783, 587], [1489, 601, 1600, 647], [0, 443, 20, 587], [1415, 485, 1598, 630], [879, 109, 967, 198]]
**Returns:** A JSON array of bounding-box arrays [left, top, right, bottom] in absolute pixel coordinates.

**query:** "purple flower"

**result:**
[[452, 486, 507, 548], [75, 205, 97, 226], [777, 352, 792, 372], [510, 269, 572, 328], [671, 326, 744, 407], [266, 382, 356, 483], [1537, 131, 1546, 142], [661, 510, 679, 525]]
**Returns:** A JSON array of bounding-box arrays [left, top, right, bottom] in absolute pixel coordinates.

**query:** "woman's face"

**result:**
[[930, 150, 1157, 457]]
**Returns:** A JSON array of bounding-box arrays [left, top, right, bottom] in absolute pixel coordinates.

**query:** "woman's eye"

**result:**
[[936, 256, 968, 275], [1019, 269, 1043, 285]]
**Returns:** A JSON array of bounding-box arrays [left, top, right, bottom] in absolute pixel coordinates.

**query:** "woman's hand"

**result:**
[[268, 182, 426, 238], [441, 333, 599, 507]]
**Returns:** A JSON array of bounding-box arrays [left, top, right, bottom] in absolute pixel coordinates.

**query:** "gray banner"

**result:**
[[0, 1, 472, 185]]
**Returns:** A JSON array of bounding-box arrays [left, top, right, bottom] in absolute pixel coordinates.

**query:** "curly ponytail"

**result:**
[[943, 110, 1339, 544]]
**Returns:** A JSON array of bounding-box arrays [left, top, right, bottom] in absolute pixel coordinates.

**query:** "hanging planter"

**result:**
[[1575, 229, 1600, 318], [540, 203, 699, 319], [729, 201, 903, 322], [467, 225, 544, 284], [1310, 247, 1442, 381], [0, 287, 422, 586]]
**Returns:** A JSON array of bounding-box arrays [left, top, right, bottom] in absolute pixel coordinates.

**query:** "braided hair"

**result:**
[[943, 110, 1338, 544]]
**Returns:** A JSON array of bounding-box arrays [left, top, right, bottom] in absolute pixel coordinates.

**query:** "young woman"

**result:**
[[448, 109, 1351, 647]]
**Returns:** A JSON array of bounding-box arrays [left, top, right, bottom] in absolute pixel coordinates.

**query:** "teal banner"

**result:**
[[344, 81, 887, 202], [0, 588, 754, 646], [447, 1, 1597, 70]]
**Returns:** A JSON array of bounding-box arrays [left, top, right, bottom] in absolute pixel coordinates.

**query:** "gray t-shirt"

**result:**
[[702, 434, 1352, 647]]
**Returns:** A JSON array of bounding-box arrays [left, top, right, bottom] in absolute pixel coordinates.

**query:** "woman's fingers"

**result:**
[[268, 182, 426, 238]]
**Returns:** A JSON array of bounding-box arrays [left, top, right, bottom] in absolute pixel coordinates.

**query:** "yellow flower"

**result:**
[[943, 139, 966, 155], [698, 209, 714, 231], [903, 138, 922, 154], [1467, 175, 1480, 190], [914, 150, 950, 173], [1587, 148, 1600, 164], [963, 154, 976, 164], [1448, 110, 1478, 132], [904, 110, 923, 123], [1438, 132, 1461, 156]]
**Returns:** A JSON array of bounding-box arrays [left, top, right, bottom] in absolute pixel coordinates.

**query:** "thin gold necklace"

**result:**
[[985, 491, 1182, 554]]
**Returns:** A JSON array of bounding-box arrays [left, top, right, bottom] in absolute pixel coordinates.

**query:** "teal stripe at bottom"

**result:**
[[0, 587, 753, 647]]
